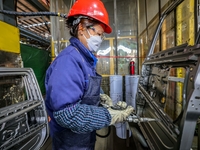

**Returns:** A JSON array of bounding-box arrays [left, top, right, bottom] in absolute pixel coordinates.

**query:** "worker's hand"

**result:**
[[108, 101, 134, 125], [100, 94, 113, 107]]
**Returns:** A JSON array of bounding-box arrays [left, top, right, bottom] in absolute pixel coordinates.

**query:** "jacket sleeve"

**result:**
[[53, 101, 111, 134]]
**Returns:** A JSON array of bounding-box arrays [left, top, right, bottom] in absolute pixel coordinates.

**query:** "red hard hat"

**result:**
[[67, 0, 112, 34]]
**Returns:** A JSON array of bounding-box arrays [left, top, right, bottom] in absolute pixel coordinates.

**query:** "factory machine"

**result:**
[[127, 0, 200, 149], [130, 38, 200, 150]]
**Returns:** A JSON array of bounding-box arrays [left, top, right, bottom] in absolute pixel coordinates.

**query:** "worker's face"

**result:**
[[78, 24, 105, 51]]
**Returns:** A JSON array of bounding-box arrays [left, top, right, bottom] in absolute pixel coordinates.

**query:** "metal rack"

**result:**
[[0, 67, 49, 150]]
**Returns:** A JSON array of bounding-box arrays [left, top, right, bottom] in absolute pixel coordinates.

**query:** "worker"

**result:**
[[45, 0, 134, 149]]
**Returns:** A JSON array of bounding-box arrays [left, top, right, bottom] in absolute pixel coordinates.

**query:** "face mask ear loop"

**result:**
[[83, 29, 93, 40], [82, 32, 92, 51], [82, 33, 88, 40], [86, 29, 93, 37]]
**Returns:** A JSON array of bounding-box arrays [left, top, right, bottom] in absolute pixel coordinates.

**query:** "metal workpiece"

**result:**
[[137, 37, 200, 149], [146, 0, 184, 59], [136, 2, 200, 148], [132, 0, 200, 149], [177, 64, 200, 150], [0, 67, 49, 150], [126, 114, 160, 123]]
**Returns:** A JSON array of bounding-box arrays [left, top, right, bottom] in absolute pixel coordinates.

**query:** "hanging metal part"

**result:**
[[0, 67, 49, 150], [138, 41, 200, 149], [146, 0, 184, 60], [177, 65, 200, 150], [137, 0, 200, 149]]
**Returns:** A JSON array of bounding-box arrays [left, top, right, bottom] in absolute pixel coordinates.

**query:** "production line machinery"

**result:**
[[129, 43, 200, 150], [126, 0, 200, 149]]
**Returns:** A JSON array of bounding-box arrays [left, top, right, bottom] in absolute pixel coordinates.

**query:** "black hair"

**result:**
[[66, 16, 79, 37]]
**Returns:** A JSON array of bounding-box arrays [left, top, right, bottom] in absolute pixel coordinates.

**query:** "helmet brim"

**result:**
[[105, 25, 112, 34]]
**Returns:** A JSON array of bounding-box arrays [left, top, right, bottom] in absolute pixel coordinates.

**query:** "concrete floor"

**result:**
[[40, 126, 137, 150]]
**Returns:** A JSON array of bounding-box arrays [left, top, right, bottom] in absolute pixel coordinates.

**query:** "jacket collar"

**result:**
[[69, 37, 97, 67]]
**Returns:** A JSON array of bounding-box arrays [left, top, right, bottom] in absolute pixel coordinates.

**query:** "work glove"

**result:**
[[108, 101, 134, 125], [100, 94, 113, 107]]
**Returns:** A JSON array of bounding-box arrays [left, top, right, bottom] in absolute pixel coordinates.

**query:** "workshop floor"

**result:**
[[40, 126, 138, 150], [40, 122, 199, 150]]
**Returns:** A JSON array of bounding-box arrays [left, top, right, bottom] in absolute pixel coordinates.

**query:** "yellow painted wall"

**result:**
[[0, 21, 20, 53]]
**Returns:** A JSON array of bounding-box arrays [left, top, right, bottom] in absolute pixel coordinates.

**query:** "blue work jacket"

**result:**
[[45, 37, 98, 135]]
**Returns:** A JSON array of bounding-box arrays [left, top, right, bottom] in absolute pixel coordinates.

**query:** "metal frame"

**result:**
[[137, 43, 200, 150], [0, 68, 49, 150], [132, 0, 200, 149]]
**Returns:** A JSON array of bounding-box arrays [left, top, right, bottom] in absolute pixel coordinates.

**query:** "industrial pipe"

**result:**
[[0, 10, 67, 18]]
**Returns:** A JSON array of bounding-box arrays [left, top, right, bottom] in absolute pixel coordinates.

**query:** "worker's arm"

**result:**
[[53, 101, 111, 134]]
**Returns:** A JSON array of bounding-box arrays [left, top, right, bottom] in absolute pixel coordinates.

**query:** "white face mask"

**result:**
[[83, 29, 103, 53]]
